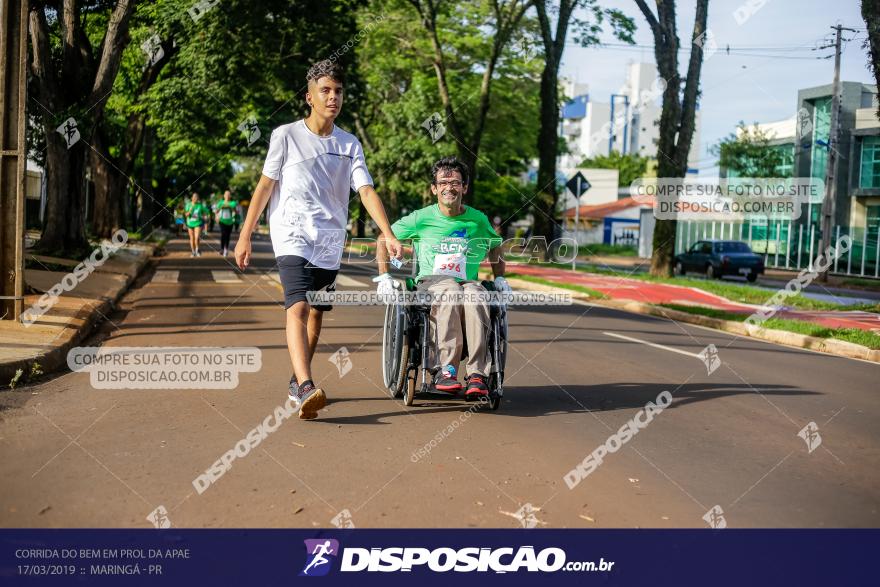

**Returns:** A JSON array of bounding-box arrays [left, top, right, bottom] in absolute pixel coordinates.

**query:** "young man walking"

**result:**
[[235, 60, 401, 420]]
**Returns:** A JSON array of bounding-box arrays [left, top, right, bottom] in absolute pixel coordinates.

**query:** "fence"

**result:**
[[675, 220, 880, 278]]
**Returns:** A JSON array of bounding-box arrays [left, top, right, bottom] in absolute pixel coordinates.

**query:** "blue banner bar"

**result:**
[[1, 529, 875, 586]]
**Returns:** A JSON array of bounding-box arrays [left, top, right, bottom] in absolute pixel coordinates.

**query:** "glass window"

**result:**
[[867, 205, 880, 242], [717, 242, 752, 253], [810, 97, 831, 182], [860, 136, 880, 189], [773, 143, 794, 177]]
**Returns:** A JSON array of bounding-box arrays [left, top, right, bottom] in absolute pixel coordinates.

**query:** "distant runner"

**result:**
[[216, 190, 238, 257], [184, 192, 208, 257]]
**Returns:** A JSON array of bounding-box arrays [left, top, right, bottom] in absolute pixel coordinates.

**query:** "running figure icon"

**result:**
[[301, 540, 337, 576]]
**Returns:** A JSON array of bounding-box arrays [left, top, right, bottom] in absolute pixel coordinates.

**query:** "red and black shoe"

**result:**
[[433, 365, 462, 394], [465, 373, 489, 401]]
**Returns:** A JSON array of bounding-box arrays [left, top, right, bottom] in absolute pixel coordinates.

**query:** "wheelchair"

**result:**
[[381, 272, 508, 411]]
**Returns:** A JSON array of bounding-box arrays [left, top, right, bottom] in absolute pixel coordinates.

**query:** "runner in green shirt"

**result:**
[[215, 190, 238, 257], [184, 192, 208, 256]]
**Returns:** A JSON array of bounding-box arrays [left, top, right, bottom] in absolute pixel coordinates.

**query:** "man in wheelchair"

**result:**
[[375, 156, 510, 401]]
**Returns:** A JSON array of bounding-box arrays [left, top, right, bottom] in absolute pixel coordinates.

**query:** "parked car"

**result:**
[[674, 240, 765, 282]]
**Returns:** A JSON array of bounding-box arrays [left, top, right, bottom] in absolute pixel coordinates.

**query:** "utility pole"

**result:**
[[818, 24, 856, 283], [0, 0, 28, 321]]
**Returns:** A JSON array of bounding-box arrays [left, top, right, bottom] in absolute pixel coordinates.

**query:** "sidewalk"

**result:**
[[0, 241, 156, 384], [508, 264, 880, 333]]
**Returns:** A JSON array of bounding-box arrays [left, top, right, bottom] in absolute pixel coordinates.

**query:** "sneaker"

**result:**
[[293, 381, 326, 420], [433, 365, 462, 394], [287, 375, 298, 402], [195, 250, 201, 257], [190, 251, 196, 257], [465, 373, 489, 401]]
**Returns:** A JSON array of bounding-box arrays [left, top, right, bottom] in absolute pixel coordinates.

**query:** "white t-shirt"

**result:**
[[262, 120, 373, 269]]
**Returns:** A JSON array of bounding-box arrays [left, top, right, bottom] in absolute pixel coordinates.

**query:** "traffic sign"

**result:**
[[566, 172, 591, 197]]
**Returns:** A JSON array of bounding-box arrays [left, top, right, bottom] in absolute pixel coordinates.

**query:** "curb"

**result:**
[[498, 274, 880, 364], [1, 244, 157, 385]]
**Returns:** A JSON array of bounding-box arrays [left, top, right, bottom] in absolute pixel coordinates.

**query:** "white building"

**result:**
[[558, 62, 702, 175]]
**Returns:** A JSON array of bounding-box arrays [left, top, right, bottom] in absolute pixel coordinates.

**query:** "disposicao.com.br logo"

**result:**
[[300, 541, 614, 575]]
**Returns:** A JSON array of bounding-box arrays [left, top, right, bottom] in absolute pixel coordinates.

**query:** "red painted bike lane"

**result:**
[[508, 264, 880, 333]]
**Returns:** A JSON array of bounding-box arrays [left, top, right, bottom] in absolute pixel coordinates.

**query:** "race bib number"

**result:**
[[433, 252, 466, 279], [220, 207, 232, 220]]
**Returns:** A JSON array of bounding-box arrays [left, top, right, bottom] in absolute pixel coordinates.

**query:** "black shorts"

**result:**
[[277, 255, 338, 311]]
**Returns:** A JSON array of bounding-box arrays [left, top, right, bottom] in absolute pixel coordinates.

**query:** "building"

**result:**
[[558, 62, 702, 176], [561, 196, 650, 246], [732, 82, 879, 236]]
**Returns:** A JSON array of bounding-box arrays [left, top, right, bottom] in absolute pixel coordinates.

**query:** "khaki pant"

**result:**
[[416, 276, 491, 377]]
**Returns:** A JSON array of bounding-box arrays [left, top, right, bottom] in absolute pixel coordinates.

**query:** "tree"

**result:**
[[130, 0, 363, 231], [579, 151, 649, 187], [91, 18, 176, 237], [404, 0, 532, 200], [352, 0, 541, 217], [634, 0, 709, 276], [532, 0, 634, 258], [863, 0, 880, 120], [712, 123, 789, 179], [28, 0, 137, 254]]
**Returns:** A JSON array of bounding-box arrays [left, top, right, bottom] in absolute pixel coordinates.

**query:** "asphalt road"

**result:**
[[1, 234, 878, 529]]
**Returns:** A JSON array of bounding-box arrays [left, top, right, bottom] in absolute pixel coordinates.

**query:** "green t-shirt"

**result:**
[[184, 202, 208, 228], [391, 204, 502, 282], [216, 200, 238, 225]]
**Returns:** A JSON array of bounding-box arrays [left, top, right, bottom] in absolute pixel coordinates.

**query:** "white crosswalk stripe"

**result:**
[[334, 274, 367, 287], [211, 270, 242, 283], [153, 270, 179, 283]]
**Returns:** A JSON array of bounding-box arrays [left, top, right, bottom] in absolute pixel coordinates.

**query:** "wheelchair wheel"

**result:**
[[487, 307, 508, 411], [382, 302, 408, 399], [404, 368, 417, 406], [488, 373, 503, 410]]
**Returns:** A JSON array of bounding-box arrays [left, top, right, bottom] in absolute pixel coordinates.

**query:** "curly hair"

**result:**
[[430, 156, 469, 186], [306, 59, 345, 85]]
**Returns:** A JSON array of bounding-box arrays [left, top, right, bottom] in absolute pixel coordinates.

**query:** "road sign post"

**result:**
[[566, 172, 591, 271]]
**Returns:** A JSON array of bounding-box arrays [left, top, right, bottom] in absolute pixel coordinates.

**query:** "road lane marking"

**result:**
[[603, 331, 702, 359], [334, 274, 367, 287], [211, 270, 241, 283], [153, 270, 179, 283]]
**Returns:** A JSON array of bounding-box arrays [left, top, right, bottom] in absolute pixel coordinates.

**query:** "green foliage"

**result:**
[[712, 123, 792, 178], [579, 151, 650, 187], [353, 0, 542, 217]]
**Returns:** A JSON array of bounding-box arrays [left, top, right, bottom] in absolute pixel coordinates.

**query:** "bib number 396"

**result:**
[[433, 253, 466, 279]]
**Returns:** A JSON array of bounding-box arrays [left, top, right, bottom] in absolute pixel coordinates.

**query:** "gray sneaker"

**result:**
[[293, 381, 326, 420], [288, 376, 299, 402]]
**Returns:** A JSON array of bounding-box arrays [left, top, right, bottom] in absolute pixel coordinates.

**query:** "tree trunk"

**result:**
[[28, 0, 136, 251], [38, 129, 89, 254], [635, 0, 709, 277], [90, 129, 125, 237], [141, 124, 156, 230], [533, 55, 560, 260]]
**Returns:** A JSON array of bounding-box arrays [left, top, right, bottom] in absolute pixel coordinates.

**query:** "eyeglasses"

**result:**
[[436, 180, 463, 189]]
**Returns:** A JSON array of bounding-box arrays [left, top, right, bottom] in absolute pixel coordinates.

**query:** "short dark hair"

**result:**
[[431, 156, 469, 186], [307, 60, 344, 85]]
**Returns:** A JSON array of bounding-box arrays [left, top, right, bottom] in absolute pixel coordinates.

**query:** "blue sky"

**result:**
[[558, 0, 875, 175]]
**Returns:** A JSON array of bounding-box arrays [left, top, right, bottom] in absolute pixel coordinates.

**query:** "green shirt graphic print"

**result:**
[[391, 204, 502, 282]]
